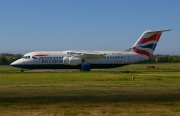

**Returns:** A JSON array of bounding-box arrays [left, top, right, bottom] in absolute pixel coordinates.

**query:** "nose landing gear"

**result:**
[[20, 68, 24, 72]]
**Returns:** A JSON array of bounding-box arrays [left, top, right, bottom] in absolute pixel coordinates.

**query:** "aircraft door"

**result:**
[[123, 53, 129, 63]]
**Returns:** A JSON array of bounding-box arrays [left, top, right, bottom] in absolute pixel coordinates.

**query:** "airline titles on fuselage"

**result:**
[[37, 56, 63, 64], [41, 59, 63, 64]]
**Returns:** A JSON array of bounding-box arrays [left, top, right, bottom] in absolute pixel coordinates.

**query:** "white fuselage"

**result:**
[[11, 50, 148, 69]]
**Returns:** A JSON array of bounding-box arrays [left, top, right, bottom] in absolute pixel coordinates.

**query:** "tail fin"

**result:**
[[131, 29, 171, 58]]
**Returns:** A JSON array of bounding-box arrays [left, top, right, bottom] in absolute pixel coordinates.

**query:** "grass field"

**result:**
[[0, 64, 180, 116]]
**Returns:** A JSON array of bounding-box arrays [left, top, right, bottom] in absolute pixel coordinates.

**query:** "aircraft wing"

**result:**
[[79, 52, 105, 59], [66, 51, 106, 59]]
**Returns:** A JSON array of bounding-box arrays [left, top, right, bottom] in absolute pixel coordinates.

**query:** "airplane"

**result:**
[[10, 29, 171, 72]]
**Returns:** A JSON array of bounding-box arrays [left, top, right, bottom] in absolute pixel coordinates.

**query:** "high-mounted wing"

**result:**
[[79, 52, 105, 59], [65, 51, 106, 59]]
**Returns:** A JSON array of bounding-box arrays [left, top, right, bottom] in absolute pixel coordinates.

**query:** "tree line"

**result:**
[[0, 53, 22, 65], [140, 55, 180, 63], [0, 53, 180, 65]]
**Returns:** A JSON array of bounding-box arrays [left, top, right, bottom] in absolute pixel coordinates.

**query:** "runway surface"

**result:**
[[26, 69, 132, 73]]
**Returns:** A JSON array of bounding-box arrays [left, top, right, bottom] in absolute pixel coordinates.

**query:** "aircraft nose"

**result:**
[[10, 59, 23, 68], [10, 61, 16, 66]]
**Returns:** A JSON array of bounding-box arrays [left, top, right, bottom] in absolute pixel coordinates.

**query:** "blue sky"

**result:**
[[0, 0, 179, 55]]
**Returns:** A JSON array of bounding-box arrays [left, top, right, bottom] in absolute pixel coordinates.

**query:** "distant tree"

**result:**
[[0, 57, 9, 65], [138, 55, 180, 64], [0, 53, 23, 65], [7, 57, 15, 64]]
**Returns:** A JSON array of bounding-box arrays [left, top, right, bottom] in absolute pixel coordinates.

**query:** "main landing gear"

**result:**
[[81, 63, 91, 71]]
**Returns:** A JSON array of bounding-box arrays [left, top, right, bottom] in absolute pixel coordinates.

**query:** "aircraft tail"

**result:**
[[131, 29, 171, 58]]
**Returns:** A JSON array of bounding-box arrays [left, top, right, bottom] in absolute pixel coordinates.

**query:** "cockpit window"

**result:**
[[22, 56, 30, 59], [21, 56, 25, 59]]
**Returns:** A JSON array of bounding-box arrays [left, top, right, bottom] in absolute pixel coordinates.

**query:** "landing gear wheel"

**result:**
[[20, 69, 24, 72]]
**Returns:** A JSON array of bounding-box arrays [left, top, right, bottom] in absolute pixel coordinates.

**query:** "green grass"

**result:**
[[0, 64, 179, 115], [113, 63, 180, 72]]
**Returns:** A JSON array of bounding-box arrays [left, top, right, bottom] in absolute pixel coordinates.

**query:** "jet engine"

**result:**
[[69, 56, 82, 66], [63, 56, 82, 66], [63, 56, 71, 65]]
